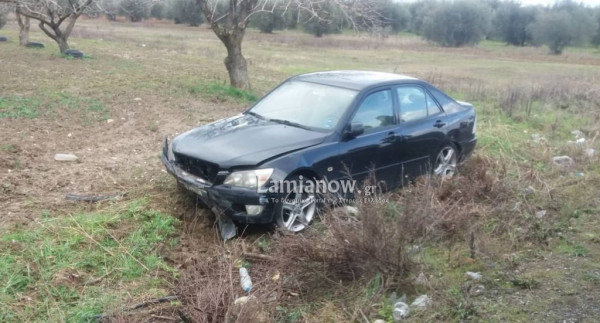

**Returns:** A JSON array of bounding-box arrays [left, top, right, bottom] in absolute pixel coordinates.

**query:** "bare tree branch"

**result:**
[[196, 0, 385, 89], [3, 0, 97, 53]]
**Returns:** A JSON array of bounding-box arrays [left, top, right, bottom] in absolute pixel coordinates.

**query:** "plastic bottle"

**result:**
[[392, 301, 409, 321], [239, 267, 252, 293]]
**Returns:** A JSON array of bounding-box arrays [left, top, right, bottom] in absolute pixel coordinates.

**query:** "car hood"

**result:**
[[171, 114, 328, 168]]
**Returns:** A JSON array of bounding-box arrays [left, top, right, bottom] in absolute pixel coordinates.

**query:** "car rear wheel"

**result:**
[[276, 175, 317, 232], [434, 144, 458, 178]]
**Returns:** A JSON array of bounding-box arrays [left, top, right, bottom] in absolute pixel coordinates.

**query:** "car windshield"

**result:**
[[248, 81, 358, 131]]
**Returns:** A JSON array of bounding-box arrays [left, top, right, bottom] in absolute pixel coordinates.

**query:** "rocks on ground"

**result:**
[[552, 156, 574, 168], [54, 153, 78, 162]]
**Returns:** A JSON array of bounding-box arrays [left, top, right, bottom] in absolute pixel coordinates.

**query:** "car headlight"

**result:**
[[224, 169, 274, 189]]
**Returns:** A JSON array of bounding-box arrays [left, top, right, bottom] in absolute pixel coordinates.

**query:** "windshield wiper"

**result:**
[[268, 118, 311, 130], [246, 111, 265, 119]]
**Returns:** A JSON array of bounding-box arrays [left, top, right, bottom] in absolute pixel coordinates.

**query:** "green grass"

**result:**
[[189, 82, 259, 104], [0, 198, 179, 322], [0, 93, 108, 122], [556, 241, 589, 257], [0, 96, 41, 119]]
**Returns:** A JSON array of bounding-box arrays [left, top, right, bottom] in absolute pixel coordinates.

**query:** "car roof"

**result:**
[[291, 70, 421, 91]]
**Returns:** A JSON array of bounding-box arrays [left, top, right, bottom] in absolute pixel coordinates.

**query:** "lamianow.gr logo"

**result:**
[[258, 175, 377, 196]]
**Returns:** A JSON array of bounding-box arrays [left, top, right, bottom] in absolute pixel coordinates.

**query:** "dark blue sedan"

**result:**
[[162, 71, 476, 233]]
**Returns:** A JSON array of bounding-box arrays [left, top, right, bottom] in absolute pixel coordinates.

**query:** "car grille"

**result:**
[[174, 153, 219, 183]]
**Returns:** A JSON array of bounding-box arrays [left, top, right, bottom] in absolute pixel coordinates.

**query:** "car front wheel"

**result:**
[[275, 175, 317, 232], [434, 144, 458, 178]]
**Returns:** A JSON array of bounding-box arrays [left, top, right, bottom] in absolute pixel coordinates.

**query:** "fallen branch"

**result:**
[[92, 295, 180, 320], [242, 252, 276, 262], [65, 192, 126, 202], [129, 295, 180, 311], [84, 269, 114, 286]]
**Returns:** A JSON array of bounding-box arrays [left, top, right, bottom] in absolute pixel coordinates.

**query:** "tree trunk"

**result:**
[[222, 31, 250, 90], [16, 9, 30, 46], [57, 36, 69, 54], [39, 22, 70, 54]]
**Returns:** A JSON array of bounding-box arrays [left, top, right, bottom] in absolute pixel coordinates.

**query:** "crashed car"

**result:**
[[162, 71, 476, 233]]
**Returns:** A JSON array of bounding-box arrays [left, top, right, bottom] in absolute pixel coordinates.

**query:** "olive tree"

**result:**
[[249, 10, 284, 33], [0, 4, 8, 29], [1, 0, 99, 53], [593, 8, 600, 47], [492, 1, 536, 46], [529, 7, 596, 55], [119, 0, 150, 22], [300, 2, 345, 37], [98, 0, 119, 20], [0, 3, 32, 45], [422, 0, 490, 47], [196, 0, 382, 90], [16, 7, 30, 45], [172, 0, 204, 26]]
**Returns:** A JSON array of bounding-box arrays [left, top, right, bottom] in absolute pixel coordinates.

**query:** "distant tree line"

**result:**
[[0, 0, 600, 59], [87, 0, 600, 55]]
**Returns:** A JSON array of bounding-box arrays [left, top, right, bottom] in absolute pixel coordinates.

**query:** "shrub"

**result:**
[[422, 0, 490, 47], [176, 245, 269, 322]]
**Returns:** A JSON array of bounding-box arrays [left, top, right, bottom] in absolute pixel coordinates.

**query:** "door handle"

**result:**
[[382, 131, 396, 143], [434, 120, 446, 128]]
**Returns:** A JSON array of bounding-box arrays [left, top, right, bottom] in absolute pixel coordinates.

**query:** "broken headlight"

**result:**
[[224, 169, 273, 189]]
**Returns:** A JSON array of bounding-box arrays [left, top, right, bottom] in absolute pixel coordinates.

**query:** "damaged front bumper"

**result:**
[[160, 143, 277, 225]]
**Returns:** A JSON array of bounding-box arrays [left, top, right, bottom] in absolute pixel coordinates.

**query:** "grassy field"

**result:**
[[1, 17, 600, 322]]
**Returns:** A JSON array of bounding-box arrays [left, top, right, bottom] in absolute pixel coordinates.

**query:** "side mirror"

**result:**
[[343, 122, 364, 140]]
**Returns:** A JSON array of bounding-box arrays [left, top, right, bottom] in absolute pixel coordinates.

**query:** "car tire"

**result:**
[[275, 174, 318, 232], [433, 143, 458, 178]]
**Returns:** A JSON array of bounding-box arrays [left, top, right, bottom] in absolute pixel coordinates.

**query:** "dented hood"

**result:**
[[171, 114, 327, 168]]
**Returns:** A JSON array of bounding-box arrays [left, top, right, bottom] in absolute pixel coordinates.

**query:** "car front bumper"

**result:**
[[161, 153, 277, 224]]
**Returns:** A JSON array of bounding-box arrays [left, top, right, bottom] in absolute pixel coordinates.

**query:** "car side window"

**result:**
[[351, 89, 395, 131], [426, 91, 442, 116], [429, 86, 461, 112], [397, 87, 428, 122]]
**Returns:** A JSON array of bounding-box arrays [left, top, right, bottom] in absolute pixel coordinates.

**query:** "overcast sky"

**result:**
[[519, 0, 599, 5], [395, 0, 600, 7]]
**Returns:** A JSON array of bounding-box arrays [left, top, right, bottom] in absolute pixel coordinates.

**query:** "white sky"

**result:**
[[519, 0, 599, 6], [395, 0, 600, 7]]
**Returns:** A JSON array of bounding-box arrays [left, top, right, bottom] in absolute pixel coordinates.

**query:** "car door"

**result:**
[[335, 88, 401, 190], [395, 85, 447, 183]]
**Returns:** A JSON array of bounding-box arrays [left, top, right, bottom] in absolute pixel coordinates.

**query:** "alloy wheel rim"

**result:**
[[434, 146, 457, 178], [280, 190, 316, 232]]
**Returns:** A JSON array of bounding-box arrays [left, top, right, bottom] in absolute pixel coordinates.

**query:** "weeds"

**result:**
[[176, 241, 271, 322]]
